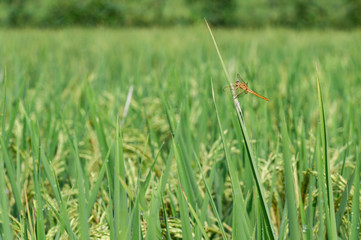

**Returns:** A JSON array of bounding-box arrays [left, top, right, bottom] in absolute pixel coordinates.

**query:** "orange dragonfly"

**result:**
[[224, 73, 269, 101]]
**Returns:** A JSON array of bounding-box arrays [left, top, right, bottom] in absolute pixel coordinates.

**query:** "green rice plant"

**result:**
[[350, 150, 360, 240], [1, 86, 22, 216], [22, 105, 76, 239], [0, 27, 360, 239], [194, 151, 228, 240], [316, 71, 337, 239], [206, 19, 275, 239], [71, 133, 90, 239], [212, 81, 251, 239], [113, 118, 128, 239], [0, 136, 13, 239], [280, 108, 300, 239]]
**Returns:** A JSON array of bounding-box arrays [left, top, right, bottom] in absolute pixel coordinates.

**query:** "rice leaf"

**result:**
[[350, 151, 360, 240], [316, 72, 337, 239], [280, 109, 300, 239], [206, 19, 275, 239]]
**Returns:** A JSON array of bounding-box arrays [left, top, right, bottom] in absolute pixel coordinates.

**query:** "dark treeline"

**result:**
[[1, 0, 361, 28]]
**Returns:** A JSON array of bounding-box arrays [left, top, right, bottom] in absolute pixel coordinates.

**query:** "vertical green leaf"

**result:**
[[280, 110, 300, 239], [0, 149, 13, 239], [350, 151, 360, 240], [194, 152, 227, 240], [212, 81, 250, 239], [114, 118, 128, 239], [206, 19, 275, 239], [0, 133, 23, 214], [316, 73, 337, 240], [177, 185, 193, 240], [72, 134, 89, 239], [34, 137, 45, 239]]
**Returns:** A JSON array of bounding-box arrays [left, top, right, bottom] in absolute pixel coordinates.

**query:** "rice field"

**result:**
[[0, 27, 360, 239]]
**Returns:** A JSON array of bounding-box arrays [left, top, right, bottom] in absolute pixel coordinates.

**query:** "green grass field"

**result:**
[[0, 27, 360, 239]]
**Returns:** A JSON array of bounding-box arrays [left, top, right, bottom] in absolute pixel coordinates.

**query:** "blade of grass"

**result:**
[[0, 85, 22, 214], [34, 136, 46, 239], [123, 174, 142, 240], [197, 164, 215, 221], [21, 105, 77, 239], [267, 139, 280, 211], [1, 77, 6, 144], [130, 195, 141, 240], [0, 145, 13, 239], [204, 19, 230, 84], [194, 151, 227, 240], [315, 127, 326, 239], [306, 160, 316, 240], [280, 109, 300, 239], [159, 144, 174, 196], [173, 132, 198, 210], [255, 198, 261, 240], [105, 185, 114, 240], [27, 120, 76, 240], [145, 140, 174, 239], [114, 118, 128, 239], [146, 187, 163, 240], [139, 142, 164, 210], [211, 81, 251, 239], [145, 143, 172, 240], [5, 79, 25, 145], [278, 203, 288, 240], [86, 86, 112, 186], [60, 109, 114, 219], [161, 193, 171, 240], [0, 131, 22, 214], [206, 19, 275, 239], [177, 185, 193, 240], [72, 133, 89, 239], [87, 141, 113, 216], [336, 171, 354, 230], [234, 109, 276, 239], [180, 185, 210, 240], [175, 100, 203, 208], [316, 71, 337, 240], [349, 150, 360, 240]]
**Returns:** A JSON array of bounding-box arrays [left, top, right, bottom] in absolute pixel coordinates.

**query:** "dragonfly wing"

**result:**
[[224, 84, 237, 92], [223, 85, 230, 91], [237, 73, 245, 83], [234, 90, 247, 99]]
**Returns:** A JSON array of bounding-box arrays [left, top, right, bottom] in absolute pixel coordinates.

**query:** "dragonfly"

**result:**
[[224, 73, 269, 101]]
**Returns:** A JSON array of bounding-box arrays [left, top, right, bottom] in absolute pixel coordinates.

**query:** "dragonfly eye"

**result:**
[[235, 81, 240, 84]]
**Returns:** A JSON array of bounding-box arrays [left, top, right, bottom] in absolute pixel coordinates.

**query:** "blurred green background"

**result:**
[[1, 0, 361, 28]]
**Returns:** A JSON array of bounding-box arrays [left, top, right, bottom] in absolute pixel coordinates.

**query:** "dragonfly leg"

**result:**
[[233, 91, 245, 99]]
